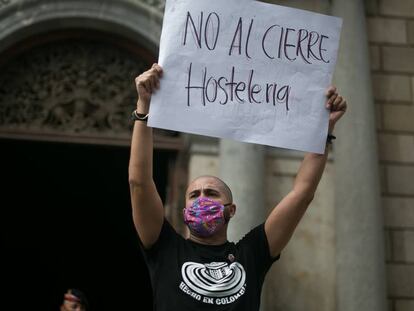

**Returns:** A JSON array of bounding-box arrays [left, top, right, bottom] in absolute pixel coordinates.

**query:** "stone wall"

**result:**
[[367, 0, 414, 310]]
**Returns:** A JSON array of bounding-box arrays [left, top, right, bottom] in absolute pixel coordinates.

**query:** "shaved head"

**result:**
[[187, 175, 233, 203]]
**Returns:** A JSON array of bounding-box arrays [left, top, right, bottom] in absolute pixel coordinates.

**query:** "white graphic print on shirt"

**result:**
[[179, 261, 247, 305]]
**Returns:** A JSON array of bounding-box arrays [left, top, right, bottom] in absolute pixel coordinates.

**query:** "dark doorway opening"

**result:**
[[1, 138, 172, 310]]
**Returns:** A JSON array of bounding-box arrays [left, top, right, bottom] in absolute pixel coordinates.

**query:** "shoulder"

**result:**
[[156, 219, 184, 244], [140, 218, 182, 252], [236, 223, 280, 261], [236, 223, 267, 245]]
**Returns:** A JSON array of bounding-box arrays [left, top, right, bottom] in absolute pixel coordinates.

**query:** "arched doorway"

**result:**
[[0, 28, 186, 310]]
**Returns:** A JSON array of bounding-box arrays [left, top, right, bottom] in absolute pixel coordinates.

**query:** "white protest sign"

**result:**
[[149, 0, 342, 154]]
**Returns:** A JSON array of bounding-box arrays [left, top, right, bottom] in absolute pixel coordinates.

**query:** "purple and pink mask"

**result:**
[[184, 197, 232, 237]]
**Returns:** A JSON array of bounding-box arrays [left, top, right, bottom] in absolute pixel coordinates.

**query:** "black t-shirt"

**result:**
[[140, 220, 279, 311]]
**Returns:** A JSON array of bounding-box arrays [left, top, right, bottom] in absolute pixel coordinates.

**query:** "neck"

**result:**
[[188, 225, 228, 245]]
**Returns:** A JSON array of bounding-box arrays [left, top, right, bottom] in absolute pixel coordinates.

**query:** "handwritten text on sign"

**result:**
[[149, 0, 342, 153]]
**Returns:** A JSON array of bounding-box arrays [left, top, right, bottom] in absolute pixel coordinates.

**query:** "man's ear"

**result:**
[[229, 204, 236, 218]]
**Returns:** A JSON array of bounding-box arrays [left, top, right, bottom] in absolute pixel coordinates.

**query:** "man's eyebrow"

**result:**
[[204, 188, 220, 193], [187, 189, 200, 195], [187, 187, 220, 195]]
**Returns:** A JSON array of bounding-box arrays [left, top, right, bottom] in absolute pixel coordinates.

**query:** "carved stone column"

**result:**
[[331, 1, 387, 310]]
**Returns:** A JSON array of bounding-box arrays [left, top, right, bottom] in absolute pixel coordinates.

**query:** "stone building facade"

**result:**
[[0, 0, 413, 310], [367, 1, 414, 311]]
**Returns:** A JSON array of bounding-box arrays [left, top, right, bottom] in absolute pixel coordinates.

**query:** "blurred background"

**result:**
[[0, 1, 413, 310]]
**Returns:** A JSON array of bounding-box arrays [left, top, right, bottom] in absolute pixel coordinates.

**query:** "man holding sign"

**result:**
[[129, 1, 346, 310], [129, 63, 346, 310]]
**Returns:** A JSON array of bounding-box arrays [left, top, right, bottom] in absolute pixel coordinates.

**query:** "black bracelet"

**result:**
[[131, 110, 149, 122], [327, 134, 336, 144]]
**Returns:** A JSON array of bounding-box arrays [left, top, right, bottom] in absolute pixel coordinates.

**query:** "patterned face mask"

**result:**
[[184, 197, 231, 237]]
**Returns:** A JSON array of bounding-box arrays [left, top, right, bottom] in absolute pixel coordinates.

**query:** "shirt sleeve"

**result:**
[[236, 223, 280, 275], [138, 218, 179, 263]]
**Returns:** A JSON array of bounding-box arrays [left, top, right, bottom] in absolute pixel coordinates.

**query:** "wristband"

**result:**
[[327, 134, 336, 144], [131, 110, 149, 122]]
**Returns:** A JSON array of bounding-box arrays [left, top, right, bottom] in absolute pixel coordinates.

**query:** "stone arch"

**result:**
[[0, 0, 164, 54], [0, 0, 185, 149]]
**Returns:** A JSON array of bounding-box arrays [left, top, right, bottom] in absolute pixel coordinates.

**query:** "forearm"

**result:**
[[293, 147, 329, 201], [291, 86, 344, 199], [128, 98, 164, 247], [128, 99, 153, 185]]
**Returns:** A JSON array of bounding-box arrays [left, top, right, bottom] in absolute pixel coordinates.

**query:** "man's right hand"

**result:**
[[135, 63, 163, 107]]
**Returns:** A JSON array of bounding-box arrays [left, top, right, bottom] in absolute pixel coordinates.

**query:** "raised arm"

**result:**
[[129, 64, 164, 249], [265, 86, 347, 257]]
